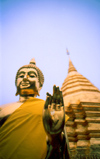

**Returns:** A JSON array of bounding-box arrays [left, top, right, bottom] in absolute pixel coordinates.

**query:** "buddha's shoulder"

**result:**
[[0, 102, 23, 117]]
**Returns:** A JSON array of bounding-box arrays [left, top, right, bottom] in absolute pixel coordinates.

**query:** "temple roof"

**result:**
[[61, 58, 100, 106]]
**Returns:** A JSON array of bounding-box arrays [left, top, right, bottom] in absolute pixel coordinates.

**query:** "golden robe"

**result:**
[[0, 98, 47, 159]]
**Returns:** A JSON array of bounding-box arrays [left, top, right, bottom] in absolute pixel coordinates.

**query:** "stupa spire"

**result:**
[[68, 58, 77, 73], [66, 49, 77, 73]]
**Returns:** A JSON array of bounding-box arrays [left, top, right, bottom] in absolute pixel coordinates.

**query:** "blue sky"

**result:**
[[1, 0, 100, 105]]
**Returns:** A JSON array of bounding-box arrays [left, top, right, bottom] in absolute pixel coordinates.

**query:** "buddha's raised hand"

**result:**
[[43, 85, 65, 138]]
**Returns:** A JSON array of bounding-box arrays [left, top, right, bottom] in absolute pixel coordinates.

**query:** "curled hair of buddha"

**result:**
[[15, 58, 44, 88]]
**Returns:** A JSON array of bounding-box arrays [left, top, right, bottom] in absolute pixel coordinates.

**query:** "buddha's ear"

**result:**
[[15, 92, 19, 96], [37, 86, 42, 96], [15, 91, 20, 96], [15, 87, 20, 96]]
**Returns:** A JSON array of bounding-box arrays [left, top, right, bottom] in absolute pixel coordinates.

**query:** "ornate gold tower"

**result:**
[[61, 58, 100, 159]]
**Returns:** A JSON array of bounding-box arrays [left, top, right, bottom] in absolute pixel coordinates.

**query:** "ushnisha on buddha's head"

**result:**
[[15, 58, 44, 97]]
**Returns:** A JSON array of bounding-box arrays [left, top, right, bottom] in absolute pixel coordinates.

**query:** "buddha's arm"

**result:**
[[0, 114, 10, 127], [43, 85, 71, 159], [45, 129, 70, 159], [0, 102, 23, 127]]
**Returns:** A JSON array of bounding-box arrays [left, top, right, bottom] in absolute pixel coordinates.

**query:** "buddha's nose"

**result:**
[[23, 73, 28, 81]]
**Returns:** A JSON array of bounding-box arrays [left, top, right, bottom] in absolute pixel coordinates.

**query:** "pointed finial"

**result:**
[[30, 58, 36, 65], [66, 48, 70, 61], [66, 48, 70, 55]]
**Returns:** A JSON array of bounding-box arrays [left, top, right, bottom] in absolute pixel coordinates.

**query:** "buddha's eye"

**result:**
[[29, 75, 35, 78], [18, 74, 25, 78], [29, 72, 37, 78], [20, 75, 24, 78]]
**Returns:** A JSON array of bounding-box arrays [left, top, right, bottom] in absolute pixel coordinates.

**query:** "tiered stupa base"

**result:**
[[65, 101, 100, 159]]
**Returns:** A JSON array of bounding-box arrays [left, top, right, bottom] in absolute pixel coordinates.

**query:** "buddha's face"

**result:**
[[16, 68, 40, 96]]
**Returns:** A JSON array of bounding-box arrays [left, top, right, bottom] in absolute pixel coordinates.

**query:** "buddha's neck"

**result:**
[[19, 95, 37, 102]]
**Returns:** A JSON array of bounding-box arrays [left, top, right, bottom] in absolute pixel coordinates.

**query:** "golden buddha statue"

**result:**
[[0, 58, 70, 159]]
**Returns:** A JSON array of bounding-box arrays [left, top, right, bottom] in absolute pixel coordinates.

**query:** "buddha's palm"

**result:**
[[43, 85, 65, 136]]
